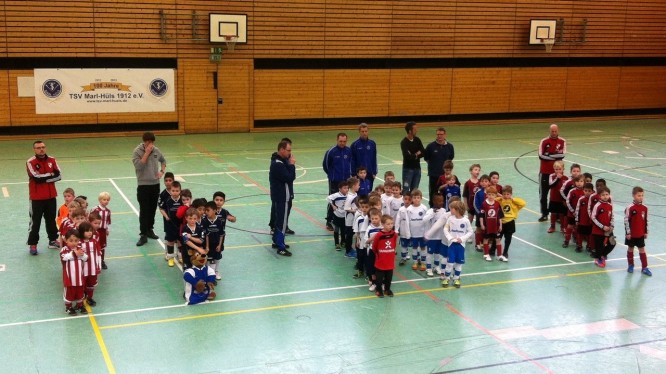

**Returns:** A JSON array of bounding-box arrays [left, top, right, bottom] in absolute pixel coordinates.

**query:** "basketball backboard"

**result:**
[[528, 19, 557, 45], [209, 14, 247, 43]]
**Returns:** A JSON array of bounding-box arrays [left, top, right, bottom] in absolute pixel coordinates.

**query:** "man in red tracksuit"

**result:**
[[26, 140, 62, 255], [538, 124, 566, 222]]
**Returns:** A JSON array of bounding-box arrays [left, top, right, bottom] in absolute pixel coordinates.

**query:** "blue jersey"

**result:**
[[442, 185, 462, 210], [358, 178, 372, 197], [202, 215, 225, 250]]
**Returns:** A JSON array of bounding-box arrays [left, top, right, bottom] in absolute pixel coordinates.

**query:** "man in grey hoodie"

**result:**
[[132, 132, 167, 246]]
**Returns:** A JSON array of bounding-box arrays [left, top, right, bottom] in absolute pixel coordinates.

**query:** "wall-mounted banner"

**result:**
[[34, 69, 175, 114]]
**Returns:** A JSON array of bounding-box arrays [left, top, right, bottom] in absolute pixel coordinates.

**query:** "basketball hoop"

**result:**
[[223, 35, 238, 51], [541, 38, 555, 53]]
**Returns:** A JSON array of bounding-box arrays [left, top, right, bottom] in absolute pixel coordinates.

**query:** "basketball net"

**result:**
[[224, 35, 238, 51], [541, 38, 555, 53]]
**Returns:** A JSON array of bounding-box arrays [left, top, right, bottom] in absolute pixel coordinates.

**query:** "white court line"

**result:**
[[566, 155, 641, 181], [2, 187, 8, 197], [513, 236, 576, 264]]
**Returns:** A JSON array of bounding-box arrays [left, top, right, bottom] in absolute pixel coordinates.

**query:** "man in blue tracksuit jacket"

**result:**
[[322, 133, 352, 229], [350, 123, 378, 190], [270, 140, 296, 256]]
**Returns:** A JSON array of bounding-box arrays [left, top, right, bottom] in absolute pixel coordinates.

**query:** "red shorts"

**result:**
[[64, 286, 84, 303], [97, 229, 108, 250], [85, 275, 98, 288]]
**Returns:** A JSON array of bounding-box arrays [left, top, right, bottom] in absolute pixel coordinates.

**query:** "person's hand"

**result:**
[[145, 143, 154, 154], [289, 155, 296, 165], [74, 248, 85, 257], [603, 226, 611, 232]]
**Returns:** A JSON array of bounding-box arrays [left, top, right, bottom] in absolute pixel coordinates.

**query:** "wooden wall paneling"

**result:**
[[325, 0, 393, 58], [513, 0, 574, 57], [390, 1, 455, 58], [181, 59, 218, 133], [253, 0, 325, 58], [617, 66, 666, 109], [453, 0, 520, 57], [217, 59, 252, 132], [565, 67, 621, 111], [253, 70, 324, 120], [624, 0, 666, 57], [388, 68, 452, 116], [568, 0, 627, 57], [323, 69, 390, 118], [4, 1, 95, 56], [450, 68, 512, 114], [509, 67, 567, 112], [0, 5, 6, 56], [0, 71, 10, 126]]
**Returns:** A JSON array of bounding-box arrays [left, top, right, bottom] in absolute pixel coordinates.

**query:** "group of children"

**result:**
[[56, 189, 111, 315]]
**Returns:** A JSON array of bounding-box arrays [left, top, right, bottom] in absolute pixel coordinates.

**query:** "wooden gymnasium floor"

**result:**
[[1, 119, 666, 374]]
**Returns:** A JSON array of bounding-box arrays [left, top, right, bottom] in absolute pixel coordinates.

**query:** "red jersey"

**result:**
[[591, 200, 613, 236], [566, 187, 585, 214], [624, 202, 648, 238], [60, 245, 87, 287], [81, 238, 102, 276], [560, 179, 575, 200], [575, 194, 592, 226], [538, 136, 566, 174], [91, 205, 111, 230], [26, 154, 61, 200], [588, 193, 612, 218], [480, 199, 503, 234], [59, 217, 76, 237], [549, 174, 568, 202], [371, 230, 398, 270], [462, 179, 479, 211]]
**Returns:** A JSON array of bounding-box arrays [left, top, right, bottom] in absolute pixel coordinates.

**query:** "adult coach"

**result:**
[[323, 133, 352, 230], [424, 127, 454, 206], [538, 123, 566, 221], [400, 121, 425, 193], [26, 140, 62, 255], [133, 131, 167, 246], [270, 140, 296, 257], [350, 123, 378, 189], [269, 137, 295, 240]]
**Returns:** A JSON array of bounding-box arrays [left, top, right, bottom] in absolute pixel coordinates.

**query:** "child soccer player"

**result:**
[[587, 178, 610, 253], [441, 174, 461, 211], [353, 197, 370, 279], [625, 187, 652, 276], [356, 167, 372, 198], [181, 208, 206, 270], [381, 181, 393, 216], [590, 186, 613, 267], [60, 229, 88, 315], [384, 170, 396, 183], [57, 187, 76, 228], [547, 160, 568, 233], [463, 164, 481, 223], [192, 198, 208, 223], [564, 175, 585, 248], [403, 189, 428, 271], [159, 180, 183, 267], [364, 208, 383, 292], [560, 163, 582, 201], [327, 181, 349, 251], [436, 160, 461, 193], [496, 185, 525, 260], [489, 171, 503, 194], [479, 186, 504, 261], [91, 192, 111, 269], [370, 215, 399, 298], [395, 192, 412, 265], [78, 222, 101, 307], [75, 196, 89, 214], [60, 207, 86, 244], [473, 174, 491, 251], [389, 182, 404, 221], [575, 183, 595, 253], [423, 194, 448, 277], [343, 177, 360, 258], [159, 172, 175, 238], [202, 201, 225, 281], [442, 200, 474, 288], [212, 191, 236, 254]]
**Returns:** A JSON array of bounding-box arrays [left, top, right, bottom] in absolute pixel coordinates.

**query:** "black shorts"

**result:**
[[577, 224, 592, 236], [625, 237, 646, 248], [483, 232, 501, 239], [548, 201, 567, 214], [501, 220, 516, 236], [467, 208, 476, 217]]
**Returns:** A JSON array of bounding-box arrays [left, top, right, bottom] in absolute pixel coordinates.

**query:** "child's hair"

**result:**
[[356, 166, 367, 174], [380, 214, 394, 224], [570, 163, 581, 172], [583, 182, 594, 191], [368, 191, 380, 199], [503, 185, 513, 194], [180, 189, 192, 199], [449, 200, 466, 215], [70, 208, 86, 218], [392, 181, 402, 190], [185, 207, 199, 218], [74, 196, 87, 206], [384, 170, 395, 178], [67, 201, 82, 210], [432, 193, 444, 201], [597, 186, 610, 195], [583, 172, 593, 180], [164, 171, 175, 181], [383, 181, 392, 188], [192, 198, 207, 209], [78, 221, 94, 235], [447, 174, 457, 182], [479, 174, 490, 182], [64, 229, 81, 241], [171, 181, 182, 190], [213, 191, 226, 200], [595, 178, 607, 188], [403, 190, 412, 198], [485, 186, 498, 195], [411, 189, 423, 197], [373, 185, 384, 194], [63, 187, 75, 196], [489, 171, 500, 179], [368, 208, 381, 217], [368, 196, 381, 208], [98, 191, 110, 200], [338, 180, 347, 189], [572, 175, 584, 182], [204, 201, 217, 211], [448, 195, 461, 204], [358, 196, 369, 206], [443, 160, 454, 171], [469, 163, 481, 172], [347, 177, 359, 189], [553, 160, 564, 170], [88, 211, 102, 222], [632, 186, 644, 195]]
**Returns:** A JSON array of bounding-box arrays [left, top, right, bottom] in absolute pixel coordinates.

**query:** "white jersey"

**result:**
[[344, 192, 358, 226], [364, 223, 383, 249], [389, 195, 404, 220], [327, 191, 347, 218], [423, 207, 449, 242], [394, 205, 409, 236], [380, 193, 392, 216], [444, 215, 474, 244], [403, 204, 429, 239]]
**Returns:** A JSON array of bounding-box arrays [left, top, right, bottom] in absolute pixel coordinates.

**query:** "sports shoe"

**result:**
[[594, 258, 605, 268], [272, 243, 290, 249], [101, 261, 108, 270], [345, 250, 357, 258], [442, 278, 451, 288], [419, 263, 426, 271], [475, 245, 483, 252], [277, 249, 293, 257], [87, 298, 97, 307], [168, 258, 175, 267], [326, 223, 334, 232], [627, 264, 634, 273], [375, 290, 384, 298], [498, 256, 508, 262], [29, 245, 38, 256], [484, 255, 492, 262], [538, 216, 548, 222], [434, 266, 443, 275], [285, 228, 295, 235], [335, 244, 342, 251], [215, 271, 222, 280], [353, 270, 363, 279], [136, 235, 148, 246], [385, 290, 394, 297], [562, 241, 569, 248], [399, 258, 407, 266], [454, 279, 461, 288], [78, 306, 88, 315], [426, 268, 434, 277], [146, 230, 160, 240], [48, 240, 59, 249], [411, 262, 418, 270], [547, 226, 555, 233], [369, 283, 376, 292], [575, 246, 583, 253], [66, 307, 77, 316], [642, 268, 652, 276]]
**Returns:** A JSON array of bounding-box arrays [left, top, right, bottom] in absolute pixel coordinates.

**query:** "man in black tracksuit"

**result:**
[[269, 140, 296, 256]]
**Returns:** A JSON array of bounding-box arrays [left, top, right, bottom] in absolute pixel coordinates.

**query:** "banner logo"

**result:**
[[42, 79, 62, 99]]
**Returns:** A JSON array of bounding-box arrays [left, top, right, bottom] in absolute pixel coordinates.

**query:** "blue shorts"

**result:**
[[410, 237, 426, 248], [447, 242, 465, 264], [427, 240, 443, 255], [400, 237, 410, 248]]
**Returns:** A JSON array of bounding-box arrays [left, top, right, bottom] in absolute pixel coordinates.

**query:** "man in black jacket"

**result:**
[[269, 140, 296, 256]]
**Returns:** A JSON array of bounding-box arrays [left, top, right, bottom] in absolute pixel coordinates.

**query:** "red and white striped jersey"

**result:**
[[81, 238, 101, 276], [91, 205, 111, 230], [60, 245, 87, 287]]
